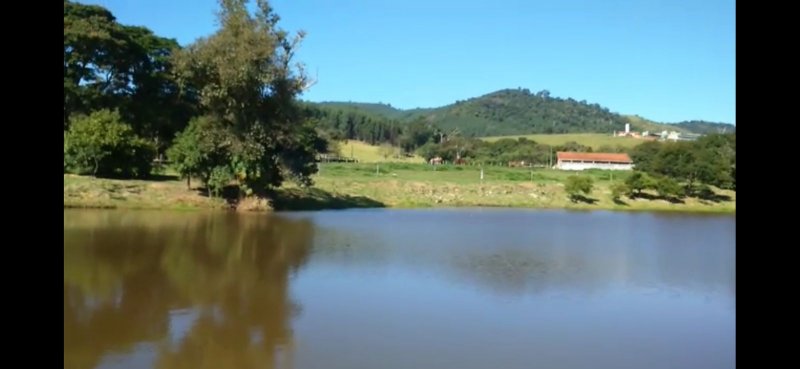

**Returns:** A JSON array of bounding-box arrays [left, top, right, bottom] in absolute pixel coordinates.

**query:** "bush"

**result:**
[[655, 176, 683, 199], [64, 110, 154, 178], [207, 166, 234, 197], [694, 184, 717, 200], [564, 175, 594, 202], [625, 172, 653, 197], [610, 182, 628, 201]]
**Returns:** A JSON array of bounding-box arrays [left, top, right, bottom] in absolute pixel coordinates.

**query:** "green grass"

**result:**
[[65, 163, 735, 213], [481, 133, 645, 150], [337, 140, 425, 163], [64, 174, 228, 210], [309, 163, 734, 212]]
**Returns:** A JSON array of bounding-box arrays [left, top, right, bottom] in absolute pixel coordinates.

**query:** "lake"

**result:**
[[64, 209, 735, 369]]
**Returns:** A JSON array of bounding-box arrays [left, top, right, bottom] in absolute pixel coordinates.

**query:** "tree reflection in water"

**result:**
[[64, 211, 313, 369]]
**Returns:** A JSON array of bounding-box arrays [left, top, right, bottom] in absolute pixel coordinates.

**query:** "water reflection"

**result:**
[[297, 209, 735, 301], [286, 210, 734, 369], [65, 209, 735, 369], [64, 211, 313, 369]]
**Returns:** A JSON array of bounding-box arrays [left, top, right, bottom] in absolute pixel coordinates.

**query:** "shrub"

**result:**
[[64, 109, 154, 178]]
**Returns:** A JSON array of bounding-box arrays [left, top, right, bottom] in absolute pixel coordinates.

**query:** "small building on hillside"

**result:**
[[555, 152, 634, 171], [662, 131, 702, 142]]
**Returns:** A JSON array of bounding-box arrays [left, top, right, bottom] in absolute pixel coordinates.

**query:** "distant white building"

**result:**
[[662, 131, 702, 142], [555, 152, 634, 171]]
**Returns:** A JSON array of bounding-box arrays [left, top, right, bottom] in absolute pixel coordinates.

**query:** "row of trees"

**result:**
[[568, 133, 738, 204], [629, 134, 736, 192], [304, 105, 404, 145], [305, 108, 451, 155], [415, 137, 601, 166]]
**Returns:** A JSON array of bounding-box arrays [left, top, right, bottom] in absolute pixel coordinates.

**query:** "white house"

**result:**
[[662, 130, 702, 142], [555, 152, 634, 171]]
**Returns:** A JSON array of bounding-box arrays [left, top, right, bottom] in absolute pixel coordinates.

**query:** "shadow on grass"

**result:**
[[629, 192, 685, 204], [194, 185, 242, 208], [630, 192, 658, 201], [612, 198, 628, 206], [569, 195, 598, 204], [664, 196, 685, 204], [268, 187, 385, 211], [145, 174, 180, 182], [695, 188, 732, 203], [196, 186, 384, 211], [92, 173, 179, 182]]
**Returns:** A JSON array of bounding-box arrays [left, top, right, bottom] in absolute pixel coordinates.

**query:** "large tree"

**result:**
[[64, 0, 196, 153], [398, 118, 436, 153], [170, 0, 320, 193]]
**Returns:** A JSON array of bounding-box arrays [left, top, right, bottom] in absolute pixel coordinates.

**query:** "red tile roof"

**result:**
[[556, 152, 633, 163]]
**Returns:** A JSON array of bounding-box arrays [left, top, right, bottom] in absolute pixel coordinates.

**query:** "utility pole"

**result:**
[[480, 165, 485, 196]]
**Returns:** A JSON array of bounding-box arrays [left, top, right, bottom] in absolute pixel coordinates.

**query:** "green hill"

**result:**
[[420, 89, 631, 136], [671, 120, 736, 134], [314, 101, 433, 121], [625, 115, 690, 134], [307, 88, 734, 138]]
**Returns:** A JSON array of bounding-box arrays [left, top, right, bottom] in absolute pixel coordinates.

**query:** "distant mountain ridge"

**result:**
[[670, 120, 736, 134], [306, 88, 734, 137]]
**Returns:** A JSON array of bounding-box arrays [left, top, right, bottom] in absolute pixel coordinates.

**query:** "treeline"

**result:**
[[414, 136, 611, 167], [314, 88, 635, 137], [303, 105, 403, 145], [670, 120, 736, 134], [618, 134, 736, 200], [309, 93, 736, 138], [64, 0, 324, 196]]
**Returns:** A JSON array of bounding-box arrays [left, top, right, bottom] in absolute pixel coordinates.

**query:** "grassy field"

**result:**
[[64, 172, 383, 211], [481, 133, 645, 150], [65, 163, 735, 213], [311, 163, 735, 212], [337, 140, 425, 163], [64, 174, 228, 210]]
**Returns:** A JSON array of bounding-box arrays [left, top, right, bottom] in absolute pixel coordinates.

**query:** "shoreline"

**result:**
[[63, 203, 736, 214], [64, 174, 735, 214]]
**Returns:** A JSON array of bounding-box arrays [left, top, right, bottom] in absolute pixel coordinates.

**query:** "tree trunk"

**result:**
[[187, 176, 191, 190]]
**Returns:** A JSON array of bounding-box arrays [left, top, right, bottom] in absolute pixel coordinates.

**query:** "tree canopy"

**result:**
[[64, 0, 327, 191], [628, 134, 735, 191], [64, 0, 196, 153], [168, 0, 320, 193]]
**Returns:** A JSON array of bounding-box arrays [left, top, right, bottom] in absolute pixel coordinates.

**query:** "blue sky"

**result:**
[[81, 0, 736, 124]]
